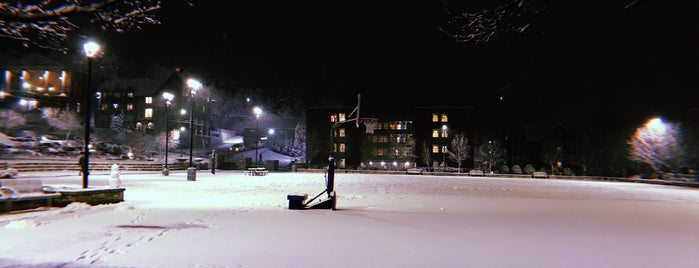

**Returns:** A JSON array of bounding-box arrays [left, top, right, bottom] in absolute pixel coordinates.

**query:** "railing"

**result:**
[[3, 162, 190, 173]]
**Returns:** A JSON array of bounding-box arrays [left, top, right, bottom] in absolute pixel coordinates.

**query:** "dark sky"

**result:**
[[102, 0, 698, 127]]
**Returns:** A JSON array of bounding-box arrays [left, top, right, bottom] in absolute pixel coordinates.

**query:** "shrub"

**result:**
[[524, 164, 536, 175], [512, 165, 522, 174], [499, 165, 510, 174], [563, 168, 574, 176]]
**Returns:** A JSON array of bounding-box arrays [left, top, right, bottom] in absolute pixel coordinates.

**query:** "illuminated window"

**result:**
[[339, 143, 345, 152], [377, 148, 385, 156], [339, 128, 345, 137], [147, 122, 154, 129], [432, 113, 439, 122], [441, 113, 448, 122], [330, 114, 338, 122], [339, 113, 346, 122], [333, 143, 337, 152], [127, 104, 133, 110], [432, 129, 439, 138], [432, 145, 439, 153], [145, 108, 153, 118], [145, 97, 152, 104], [101, 104, 108, 111], [440, 128, 448, 138], [441, 145, 447, 153]]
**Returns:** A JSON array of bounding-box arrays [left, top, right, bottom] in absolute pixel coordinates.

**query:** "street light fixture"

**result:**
[[186, 78, 202, 168], [253, 106, 262, 166], [442, 124, 448, 172], [162, 92, 174, 176], [82, 40, 100, 189]]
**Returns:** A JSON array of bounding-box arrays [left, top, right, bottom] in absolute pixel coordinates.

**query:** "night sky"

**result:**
[[100, 0, 697, 128]]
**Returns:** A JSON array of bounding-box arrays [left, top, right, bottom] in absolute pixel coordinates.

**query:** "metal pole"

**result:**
[[189, 101, 194, 167], [82, 58, 92, 189], [164, 105, 169, 171], [255, 117, 259, 166]]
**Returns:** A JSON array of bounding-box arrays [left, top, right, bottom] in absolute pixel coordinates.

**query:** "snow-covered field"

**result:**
[[2, 170, 699, 268]]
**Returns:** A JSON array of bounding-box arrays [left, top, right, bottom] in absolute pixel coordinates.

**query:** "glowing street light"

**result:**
[[253, 106, 262, 166], [162, 92, 174, 176], [82, 40, 100, 189], [187, 78, 202, 168]]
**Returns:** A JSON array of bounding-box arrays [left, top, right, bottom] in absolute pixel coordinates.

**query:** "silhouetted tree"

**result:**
[[0, 0, 161, 52], [448, 132, 470, 172], [439, 0, 545, 45]]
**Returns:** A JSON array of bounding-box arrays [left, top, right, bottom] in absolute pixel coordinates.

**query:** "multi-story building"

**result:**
[[1, 53, 77, 111]]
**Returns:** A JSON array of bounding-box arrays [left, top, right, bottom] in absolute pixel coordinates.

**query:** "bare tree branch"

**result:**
[[439, 0, 545, 45], [0, 0, 161, 53]]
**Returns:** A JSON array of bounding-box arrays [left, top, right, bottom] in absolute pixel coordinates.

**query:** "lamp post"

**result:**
[[442, 124, 448, 172], [82, 41, 100, 189], [162, 92, 174, 176], [186, 78, 202, 168], [253, 106, 262, 166]]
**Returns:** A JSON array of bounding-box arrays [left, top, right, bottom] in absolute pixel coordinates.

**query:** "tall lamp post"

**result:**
[[253, 106, 262, 166], [186, 78, 202, 168], [442, 124, 448, 172], [162, 92, 174, 176], [82, 41, 100, 189]]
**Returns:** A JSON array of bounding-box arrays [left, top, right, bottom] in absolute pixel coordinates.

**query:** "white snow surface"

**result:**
[[2, 170, 699, 268]]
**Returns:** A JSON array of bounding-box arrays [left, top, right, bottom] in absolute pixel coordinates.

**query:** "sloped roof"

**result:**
[[4, 53, 67, 70], [99, 78, 158, 96]]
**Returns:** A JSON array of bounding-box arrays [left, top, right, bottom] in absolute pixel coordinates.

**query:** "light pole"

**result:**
[[162, 92, 174, 176], [253, 106, 262, 166], [442, 124, 448, 172], [82, 41, 100, 189], [186, 78, 202, 168]]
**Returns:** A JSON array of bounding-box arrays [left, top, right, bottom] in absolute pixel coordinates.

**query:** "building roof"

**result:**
[[3, 53, 68, 70]]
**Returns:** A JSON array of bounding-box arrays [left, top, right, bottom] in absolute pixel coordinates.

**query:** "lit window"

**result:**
[[432, 145, 439, 153], [330, 114, 338, 122], [101, 104, 108, 111], [339, 143, 346, 152], [377, 148, 385, 156], [432, 129, 439, 138], [145, 97, 152, 104], [145, 108, 153, 118], [127, 104, 133, 110], [147, 122, 154, 129], [441, 113, 448, 122], [432, 113, 439, 122], [339, 113, 346, 122], [339, 128, 345, 137], [441, 128, 448, 138], [441, 145, 447, 153]]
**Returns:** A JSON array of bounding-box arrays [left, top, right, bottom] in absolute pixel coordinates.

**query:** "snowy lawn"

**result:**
[[2, 170, 699, 267]]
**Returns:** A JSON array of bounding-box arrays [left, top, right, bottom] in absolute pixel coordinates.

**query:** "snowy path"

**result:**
[[2, 171, 699, 267]]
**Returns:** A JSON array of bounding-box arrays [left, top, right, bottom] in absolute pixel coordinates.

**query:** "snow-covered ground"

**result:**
[[2, 170, 699, 268]]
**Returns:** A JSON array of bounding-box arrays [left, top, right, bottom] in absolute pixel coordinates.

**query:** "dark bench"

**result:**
[[0, 179, 61, 213], [406, 168, 424, 175], [245, 167, 268, 176], [531, 171, 549, 179], [469, 170, 485, 177]]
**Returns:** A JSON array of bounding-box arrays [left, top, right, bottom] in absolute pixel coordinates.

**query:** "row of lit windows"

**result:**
[[330, 113, 346, 122], [432, 128, 448, 138], [432, 113, 448, 122], [97, 91, 136, 98], [432, 145, 448, 153], [333, 143, 346, 153], [369, 134, 410, 143]]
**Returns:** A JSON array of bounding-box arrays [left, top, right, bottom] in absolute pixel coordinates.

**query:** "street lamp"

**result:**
[[186, 78, 202, 168], [82, 40, 100, 189], [162, 92, 174, 176], [253, 106, 262, 166], [442, 124, 448, 172]]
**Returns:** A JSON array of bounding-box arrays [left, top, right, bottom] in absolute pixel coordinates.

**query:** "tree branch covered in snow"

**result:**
[[448, 132, 470, 172], [439, 0, 544, 45], [627, 118, 684, 174], [0, 0, 161, 52]]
